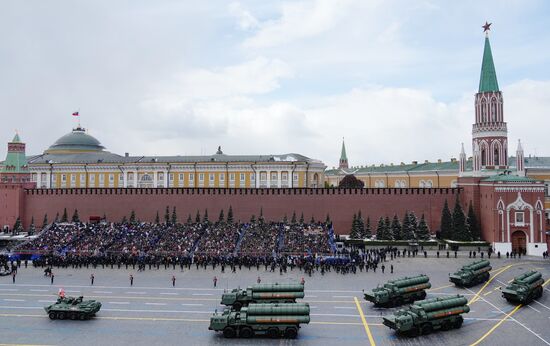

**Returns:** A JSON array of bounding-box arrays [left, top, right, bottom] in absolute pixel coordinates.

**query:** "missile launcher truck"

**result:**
[[363, 274, 431, 307], [449, 259, 492, 287], [44, 296, 102, 320], [209, 303, 310, 339], [502, 271, 544, 304], [383, 295, 470, 337], [221, 283, 305, 310]]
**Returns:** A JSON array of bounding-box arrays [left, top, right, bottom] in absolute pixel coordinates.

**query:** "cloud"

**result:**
[[228, 2, 259, 30], [243, 0, 356, 48]]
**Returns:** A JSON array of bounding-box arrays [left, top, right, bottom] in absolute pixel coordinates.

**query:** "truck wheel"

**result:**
[[419, 291, 427, 299], [453, 316, 463, 329], [284, 327, 298, 339], [536, 287, 543, 299], [223, 327, 236, 338], [267, 328, 279, 339], [441, 322, 451, 331], [421, 324, 433, 335], [57, 312, 65, 320], [233, 302, 242, 311], [239, 327, 253, 338], [70, 313, 77, 320], [79, 314, 86, 320], [407, 327, 419, 337], [49, 312, 56, 320]]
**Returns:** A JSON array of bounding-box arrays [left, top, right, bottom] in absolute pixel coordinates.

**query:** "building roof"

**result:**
[[25, 152, 320, 165], [340, 139, 347, 161], [479, 36, 499, 93], [482, 174, 538, 183], [45, 127, 105, 154], [1, 133, 28, 173], [326, 160, 469, 175]]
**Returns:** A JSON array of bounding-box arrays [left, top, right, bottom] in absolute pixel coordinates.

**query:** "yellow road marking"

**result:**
[[543, 278, 550, 287], [354, 297, 376, 346], [428, 284, 453, 292], [469, 304, 522, 346], [468, 265, 511, 305], [483, 291, 492, 296]]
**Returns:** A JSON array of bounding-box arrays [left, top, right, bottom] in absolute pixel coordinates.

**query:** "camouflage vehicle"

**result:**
[[44, 296, 102, 320], [209, 303, 310, 339], [449, 259, 492, 287], [502, 271, 544, 304], [383, 295, 469, 337], [363, 274, 431, 307], [221, 283, 304, 310]]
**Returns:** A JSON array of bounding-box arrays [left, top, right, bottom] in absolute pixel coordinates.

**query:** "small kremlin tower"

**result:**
[[339, 138, 349, 170]]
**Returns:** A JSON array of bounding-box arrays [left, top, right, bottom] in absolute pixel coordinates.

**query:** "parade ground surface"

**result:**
[[1, 256, 549, 346]]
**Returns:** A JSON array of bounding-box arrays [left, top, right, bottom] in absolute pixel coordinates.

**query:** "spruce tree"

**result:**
[[467, 203, 481, 241], [54, 212, 59, 223], [258, 208, 264, 224], [72, 209, 80, 223], [364, 217, 372, 239], [291, 211, 297, 224], [384, 216, 392, 240], [408, 212, 418, 240], [130, 210, 136, 224], [416, 214, 431, 240], [440, 199, 453, 239], [451, 197, 469, 241], [282, 214, 288, 223], [310, 215, 315, 224], [299, 212, 304, 224], [13, 217, 23, 234], [203, 209, 209, 223], [155, 211, 160, 224], [391, 215, 402, 240], [171, 207, 177, 225], [186, 214, 192, 224], [227, 206, 234, 224], [325, 214, 331, 225], [218, 209, 225, 223], [376, 217, 390, 240], [61, 208, 68, 223], [29, 216, 36, 235], [250, 214, 256, 223], [195, 210, 201, 223], [401, 212, 412, 240], [349, 214, 359, 239], [121, 215, 128, 224], [42, 214, 48, 228], [164, 206, 170, 224], [103, 213, 107, 222], [357, 211, 365, 239]]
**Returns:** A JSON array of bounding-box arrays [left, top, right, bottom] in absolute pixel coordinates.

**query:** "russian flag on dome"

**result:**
[[72, 111, 79, 117]]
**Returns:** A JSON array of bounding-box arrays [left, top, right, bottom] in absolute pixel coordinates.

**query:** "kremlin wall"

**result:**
[[1, 31, 549, 255]]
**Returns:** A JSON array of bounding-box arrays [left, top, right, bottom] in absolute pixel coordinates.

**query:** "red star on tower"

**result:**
[[482, 21, 492, 33]]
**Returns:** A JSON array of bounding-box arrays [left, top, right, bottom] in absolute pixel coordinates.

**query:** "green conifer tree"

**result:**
[[129, 210, 136, 224], [451, 196, 469, 241], [203, 209, 209, 223], [416, 214, 431, 240], [29, 216, 36, 235], [364, 217, 372, 239], [391, 215, 402, 240], [155, 211, 160, 224], [250, 214, 256, 223], [61, 208, 68, 223], [357, 211, 366, 238], [54, 212, 59, 223], [349, 214, 358, 239], [121, 215, 128, 224], [299, 212, 304, 224], [291, 211, 297, 224], [467, 203, 481, 241], [186, 214, 192, 224], [227, 206, 234, 224], [401, 212, 412, 240], [218, 209, 225, 223], [72, 209, 80, 223], [195, 210, 201, 223], [310, 215, 315, 224], [376, 217, 390, 240], [171, 207, 177, 225], [164, 206, 170, 224], [408, 212, 418, 240], [440, 199, 453, 239], [42, 214, 48, 228]]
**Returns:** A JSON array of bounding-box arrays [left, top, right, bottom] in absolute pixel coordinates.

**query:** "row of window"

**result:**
[[348, 179, 458, 188]]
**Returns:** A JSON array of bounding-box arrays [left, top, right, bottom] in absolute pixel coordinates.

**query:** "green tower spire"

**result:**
[[340, 138, 347, 161], [478, 36, 499, 93], [1, 133, 28, 173]]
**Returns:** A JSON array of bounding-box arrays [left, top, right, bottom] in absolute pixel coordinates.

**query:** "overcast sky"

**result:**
[[1, 0, 549, 168]]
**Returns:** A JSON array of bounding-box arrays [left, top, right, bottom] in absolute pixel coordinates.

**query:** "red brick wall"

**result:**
[[0, 184, 26, 230], [19, 188, 460, 235]]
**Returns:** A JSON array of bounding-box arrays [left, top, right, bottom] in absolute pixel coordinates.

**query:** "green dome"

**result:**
[[45, 127, 105, 153]]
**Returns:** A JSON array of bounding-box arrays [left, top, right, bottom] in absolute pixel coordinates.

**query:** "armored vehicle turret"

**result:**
[[209, 303, 310, 339], [383, 295, 469, 336], [449, 260, 491, 287], [502, 271, 544, 304], [221, 283, 305, 310], [44, 296, 102, 320], [363, 274, 431, 307]]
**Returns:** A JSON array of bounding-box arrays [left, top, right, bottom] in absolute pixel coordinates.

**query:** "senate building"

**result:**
[[13, 128, 325, 189]]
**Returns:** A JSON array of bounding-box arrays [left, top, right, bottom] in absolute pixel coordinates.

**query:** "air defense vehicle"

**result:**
[[221, 283, 305, 310], [383, 295, 469, 337], [363, 274, 431, 307], [449, 259, 492, 287], [209, 303, 310, 339], [502, 271, 544, 304], [44, 296, 102, 320]]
